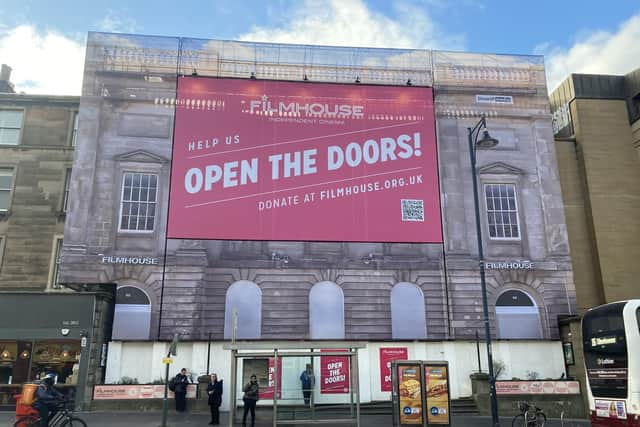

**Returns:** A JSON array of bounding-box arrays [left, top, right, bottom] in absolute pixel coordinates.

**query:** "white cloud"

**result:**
[[0, 25, 85, 95], [239, 0, 464, 50], [95, 9, 139, 34], [539, 13, 640, 92]]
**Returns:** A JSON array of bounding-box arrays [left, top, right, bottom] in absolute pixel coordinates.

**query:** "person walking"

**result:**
[[242, 374, 259, 427], [207, 373, 223, 425], [173, 368, 190, 412], [299, 364, 315, 407]]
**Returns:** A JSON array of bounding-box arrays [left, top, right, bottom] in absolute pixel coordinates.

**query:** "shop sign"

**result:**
[[496, 381, 580, 395], [380, 347, 408, 392], [484, 260, 534, 270], [595, 399, 627, 420], [100, 256, 159, 265], [320, 349, 350, 394], [475, 95, 513, 104], [93, 384, 197, 400], [168, 77, 442, 243]]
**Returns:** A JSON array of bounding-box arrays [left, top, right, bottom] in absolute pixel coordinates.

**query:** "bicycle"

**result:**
[[511, 401, 546, 427], [14, 397, 87, 427]]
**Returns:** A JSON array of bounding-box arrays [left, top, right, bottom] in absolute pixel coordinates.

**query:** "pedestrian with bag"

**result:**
[[242, 374, 259, 427], [172, 368, 190, 412], [207, 373, 223, 425]]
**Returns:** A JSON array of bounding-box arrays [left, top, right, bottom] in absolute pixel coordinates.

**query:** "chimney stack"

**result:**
[[0, 64, 15, 93], [0, 64, 11, 82]]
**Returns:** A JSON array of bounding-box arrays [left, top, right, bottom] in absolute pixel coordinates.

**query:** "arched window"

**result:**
[[495, 289, 542, 339], [391, 282, 427, 339], [309, 281, 345, 339], [224, 281, 261, 339], [113, 286, 151, 340]]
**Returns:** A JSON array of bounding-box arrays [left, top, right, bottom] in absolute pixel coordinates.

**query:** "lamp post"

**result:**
[[467, 116, 500, 427]]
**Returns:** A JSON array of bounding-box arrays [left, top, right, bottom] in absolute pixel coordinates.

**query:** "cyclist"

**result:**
[[33, 373, 64, 426]]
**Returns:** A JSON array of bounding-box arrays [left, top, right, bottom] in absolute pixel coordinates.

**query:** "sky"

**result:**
[[0, 0, 638, 95]]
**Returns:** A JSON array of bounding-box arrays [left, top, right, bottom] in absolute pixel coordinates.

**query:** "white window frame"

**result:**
[[0, 109, 24, 146], [70, 111, 78, 147], [0, 167, 15, 213], [47, 235, 64, 289], [118, 172, 158, 233], [484, 183, 521, 241]]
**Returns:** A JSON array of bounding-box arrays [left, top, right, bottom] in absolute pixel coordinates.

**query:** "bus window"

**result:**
[[582, 302, 628, 399]]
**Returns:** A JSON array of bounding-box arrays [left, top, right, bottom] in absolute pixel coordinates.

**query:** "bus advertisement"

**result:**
[[582, 300, 640, 426]]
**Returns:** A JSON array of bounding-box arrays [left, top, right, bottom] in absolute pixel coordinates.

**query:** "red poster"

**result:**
[[262, 357, 282, 399], [320, 349, 350, 394], [168, 77, 441, 243], [380, 347, 408, 391]]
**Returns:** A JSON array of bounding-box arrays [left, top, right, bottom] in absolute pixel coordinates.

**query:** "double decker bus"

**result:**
[[582, 300, 640, 426]]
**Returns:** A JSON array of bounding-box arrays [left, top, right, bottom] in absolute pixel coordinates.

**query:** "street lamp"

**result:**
[[467, 116, 500, 427]]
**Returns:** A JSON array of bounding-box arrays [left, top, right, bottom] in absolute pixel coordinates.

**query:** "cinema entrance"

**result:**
[[226, 342, 365, 427]]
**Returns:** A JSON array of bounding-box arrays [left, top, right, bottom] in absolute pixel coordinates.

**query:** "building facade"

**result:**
[[59, 33, 576, 407], [0, 66, 113, 410], [551, 69, 640, 409]]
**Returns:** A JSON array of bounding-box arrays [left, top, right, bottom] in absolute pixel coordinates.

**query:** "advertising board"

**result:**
[[380, 347, 408, 392], [320, 349, 350, 394], [397, 364, 424, 425], [425, 363, 450, 425], [168, 77, 441, 243]]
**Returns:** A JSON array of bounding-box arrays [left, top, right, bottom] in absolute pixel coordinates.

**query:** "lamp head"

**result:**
[[476, 129, 499, 149]]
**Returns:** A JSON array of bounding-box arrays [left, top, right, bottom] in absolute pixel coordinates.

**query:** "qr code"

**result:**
[[401, 199, 424, 222]]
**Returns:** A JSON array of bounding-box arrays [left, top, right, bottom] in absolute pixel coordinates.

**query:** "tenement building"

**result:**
[[59, 33, 577, 410], [0, 65, 111, 410], [552, 69, 640, 408]]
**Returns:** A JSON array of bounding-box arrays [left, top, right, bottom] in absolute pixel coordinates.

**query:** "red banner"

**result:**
[[168, 77, 441, 243], [380, 347, 408, 391], [320, 349, 350, 394], [261, 357, 282, 399]]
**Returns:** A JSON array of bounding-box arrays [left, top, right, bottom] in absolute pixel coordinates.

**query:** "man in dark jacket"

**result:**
[[33, 373, 64, 426], [173, 368, 190, 412], [207, 373, 223, 425], [299, 364, 315, 407], [242, 374, 259, 427]]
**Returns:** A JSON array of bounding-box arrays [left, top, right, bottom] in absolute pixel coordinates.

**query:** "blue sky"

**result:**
[[0, 0, 639, 94]]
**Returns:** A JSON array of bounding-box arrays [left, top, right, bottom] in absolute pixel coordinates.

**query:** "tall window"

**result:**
[[48, 237, 64, 289], [119, 172, 158, 232], [62, 169, 71, 212], [113, 286, 152, 340], [0, 110, 23, 146], [484, 183, 520, 239], [495, 290, 542, 339], [224, 281, 261, 339], [309, 281, 345, 339], [70, 112, 79, 147], [391, 282, 427, 339], [0, 168, 15, 212]]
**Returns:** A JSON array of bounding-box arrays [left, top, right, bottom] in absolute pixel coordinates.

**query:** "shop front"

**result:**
[[0, 293, 102, 410]]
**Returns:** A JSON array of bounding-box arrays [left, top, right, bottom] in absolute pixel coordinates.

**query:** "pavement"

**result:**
[[0, 410, 592, 426]]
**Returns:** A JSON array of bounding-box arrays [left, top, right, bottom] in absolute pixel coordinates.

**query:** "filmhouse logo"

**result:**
[[248, 94, 364, 118]]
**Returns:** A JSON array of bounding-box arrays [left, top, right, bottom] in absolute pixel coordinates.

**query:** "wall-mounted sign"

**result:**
[[320, 349, 350, 394], [100, 256, 159, 265], [496, 381, 580, 395], [380, 347, 408, 392], [168, 77, 442, 243], [484, 260, 533, 270], [93, 384, 197, 400], [475, 95, 513, 105]]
